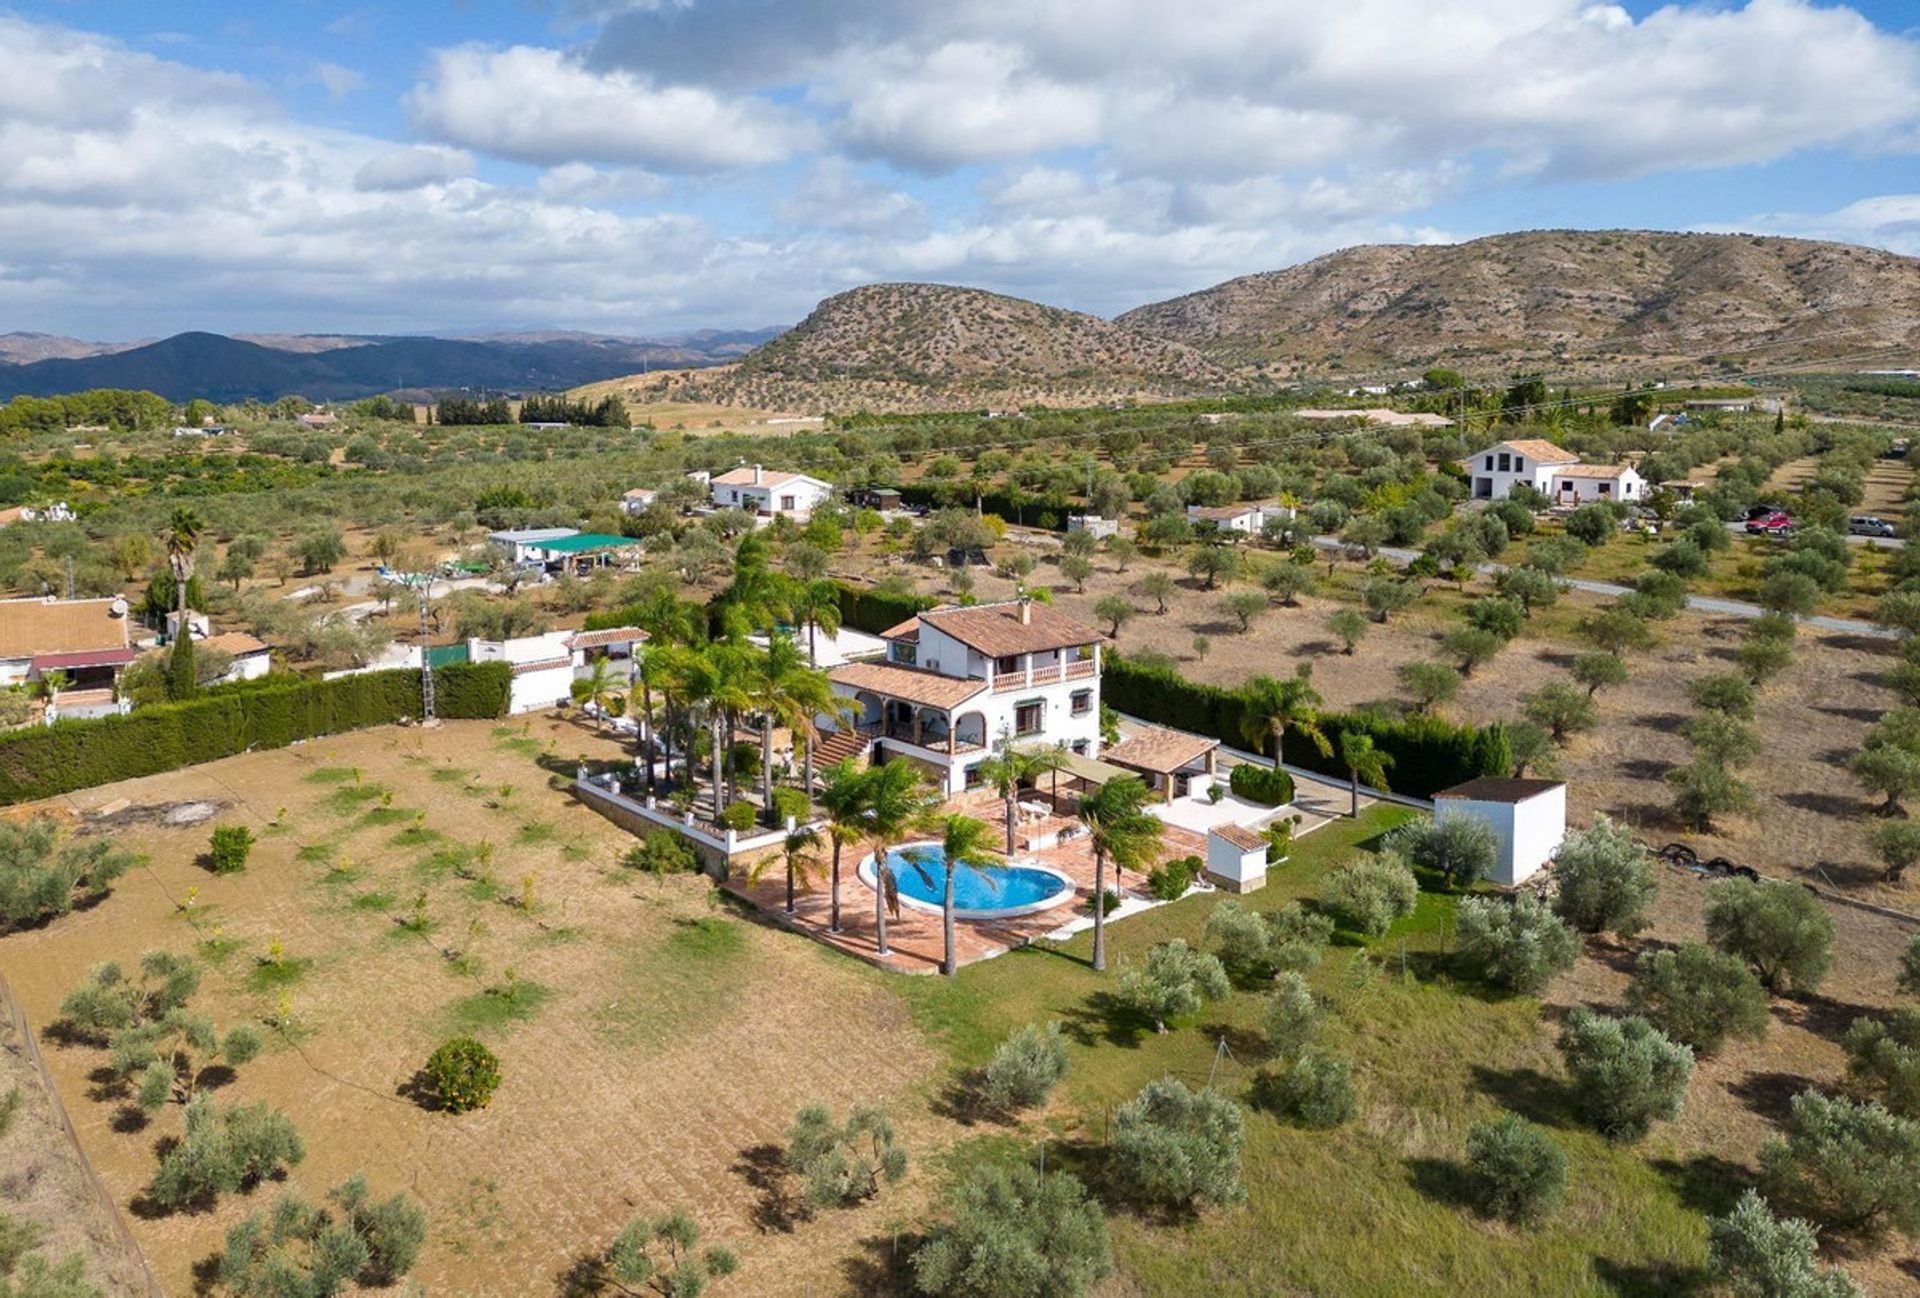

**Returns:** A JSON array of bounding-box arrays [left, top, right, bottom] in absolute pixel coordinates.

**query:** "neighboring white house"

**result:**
[[708, 465, 835, 521], [467, 626, 648, 714], [0, 595, 137, 721], [487, 527, 580, 565], [1066, 514, 1118, 540], [620, 488, 658, 516], [1433, 776, 1567, 887], [1461, 439, 1580, 500], [1186, 499, 1293, 538], [201, 632, 273, 682], [1548, 463, 1645, 506], [825, 599, 1103, 796], [0, 501, 75, 527], [1206, 822, 1271, 893]]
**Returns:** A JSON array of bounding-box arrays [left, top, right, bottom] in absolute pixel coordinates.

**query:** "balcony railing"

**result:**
[[989, 657, 1098, 693]]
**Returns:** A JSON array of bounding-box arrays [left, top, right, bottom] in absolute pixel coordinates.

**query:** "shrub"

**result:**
[[1465, 1115, 1566, 1225], [1759, 1089, 1920, 1238], [1324, 853, 1419, 938], [1465, 597, 1526, 641], [1384, 816, 1496, 889], [1556, 1010, 1693, 1141], [913, 1164, 1111, 1298], [621, 828, 698, 878], [148, 1096, 306, 1210], [1228, 763, 1294, 807], [1708, 1189, 1863, 1298], [1264, 972, 1320, 1057], [768, 787, 810, 825], [1551, 815, 1656, 939], [421, 1037, 501, 1113], [1843, 1010, 1920, 1118], [1118, 940, 1231, 1033], [58, 950, 200, 1042], [603, 1210, 738, 1297], [1705, 879, 1834, 995], [1262, 1050, 1358, 1129], [1455, 895, 1579, 994], [719, 801, 757, 832], [1521, 682, 1596, 744], [1112, 1076, 1246, 1209], [1627, 941, 1771, 1054], [0, 819, 137, 931], [207, 825, 255, 875], [787, 1103, 908, 1212], [217, 1176, 427, 1294], [982, 1023, 1069, 1114], [1145, 855, 1198, 901]]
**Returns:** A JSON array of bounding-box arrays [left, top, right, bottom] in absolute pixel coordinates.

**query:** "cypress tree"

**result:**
[[168, 629, 198, 700]]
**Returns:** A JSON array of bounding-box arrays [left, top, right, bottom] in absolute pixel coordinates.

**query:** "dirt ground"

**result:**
[[1765, 453, 1913, 515], [0, 1001, 154, 1295], [0, 717, 948, 1296], [862, 542, 1912, 908]]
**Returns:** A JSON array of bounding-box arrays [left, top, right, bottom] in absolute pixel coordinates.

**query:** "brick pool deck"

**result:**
[[727, 794, 1210, 974]]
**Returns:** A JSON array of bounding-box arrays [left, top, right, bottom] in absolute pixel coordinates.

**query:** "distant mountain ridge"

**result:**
[[0, 327, 785, 402]]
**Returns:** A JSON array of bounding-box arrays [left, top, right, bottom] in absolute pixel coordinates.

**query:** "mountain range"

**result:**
[[0, 328, 783, 403]]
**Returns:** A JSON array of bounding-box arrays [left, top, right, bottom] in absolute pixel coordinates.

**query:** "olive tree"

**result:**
[[1627, 941, 1771, 1054], [1455, 895, 1579, 994], [1264, 972, 1320, 1057], [1556, 1010, 1694, 1142], [0, 819, 137, 932], [982, 1022, 1069, 1114], [1705, 879, 1834, 995], [1759, 1089, 1920, 1239], [912, 1165, 1112, 1298], [1262, 1050, 1358, 1129], [217, 1176, 426, 1295], [1323, 854, 1419, 938], [1112, 1076, 1246, 1210], [1550, 816, 1657, 939], [1464, 1115, 1566, 1225], [1708, 1189, 1862, 1298], [149, 1096, 306, 1211], [786, 1104, 908, 1213], [1384, 817, 1497, 890], [1118, 940, 1231, 1034], [1843, 1010, 1920, 1118], [602, 1210, 739, 1297]]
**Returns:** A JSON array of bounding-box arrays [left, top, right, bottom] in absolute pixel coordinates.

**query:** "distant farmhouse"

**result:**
[[708, 464, 835, 522], [1461, 438, 1644, 506]]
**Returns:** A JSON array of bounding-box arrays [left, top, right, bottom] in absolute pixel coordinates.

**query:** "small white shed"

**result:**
[[1433, 777, 1567, 887], [1205, 823, 1271, 893]]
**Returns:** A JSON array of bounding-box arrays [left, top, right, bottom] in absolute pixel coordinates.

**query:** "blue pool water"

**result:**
[[870, 843, 1072, 916]]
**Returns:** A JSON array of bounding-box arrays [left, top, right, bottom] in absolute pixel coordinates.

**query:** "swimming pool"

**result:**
[[859, 842, 1075, 920]]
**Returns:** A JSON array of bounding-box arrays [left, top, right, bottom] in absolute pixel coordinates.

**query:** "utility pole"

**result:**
[[418, 586, 436, 724], [64, 554, 74, 600]]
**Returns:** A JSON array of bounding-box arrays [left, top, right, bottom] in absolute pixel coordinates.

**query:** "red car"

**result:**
[[1744, 510, 1793, 535]]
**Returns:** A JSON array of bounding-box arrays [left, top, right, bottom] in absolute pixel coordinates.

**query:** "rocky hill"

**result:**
[[666, 283, 1233, 413], [1117, 230, 1920, 374]]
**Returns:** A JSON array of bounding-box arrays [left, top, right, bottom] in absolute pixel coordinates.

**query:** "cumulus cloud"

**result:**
[[1706, 195, 1920, 257], [406, 44, 815, 172], [353, 144, 473, 192], [779, 159, 926, 234]]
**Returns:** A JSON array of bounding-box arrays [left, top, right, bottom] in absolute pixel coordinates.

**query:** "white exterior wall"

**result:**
[[508, 666, 575, 714], [1463, 445, 1561, 499], [710, 477, 833, 518], [1549, 469, 1645, 504], [1435, 785, 1566, 887], [468, 631, 578, 714], [224, 653, 271, 683], [1205, 833, 1267, 892]]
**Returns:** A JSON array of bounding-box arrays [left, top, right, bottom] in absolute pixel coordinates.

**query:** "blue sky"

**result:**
[[3, 0, 1918, 339]]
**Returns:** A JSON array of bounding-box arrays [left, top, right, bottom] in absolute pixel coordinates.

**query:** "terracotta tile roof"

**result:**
[[567, 626, 648, 650], [0, 597, 129, 660], [32, 647, 139, 671], [919, 601, 1100, 658], [711, 466, 825, 489], [1470, 438, 1577, 463], [201, 632, 269, 657], [1188, 501, 1271, 522], [1434, 776, 1564, 803], [1212, 823, 1270, 852], [1550, 464, 1635, 479], [622, 487, 656, 498], [510, 657, 573, 675], [1105, 725, 1219, 775], [829, 660, 986, 710], [880, 616, 922, 642]]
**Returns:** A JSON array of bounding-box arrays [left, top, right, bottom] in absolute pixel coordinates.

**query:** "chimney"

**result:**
[[1017, 597, 1032, 625], [753, 463, 763, 484]]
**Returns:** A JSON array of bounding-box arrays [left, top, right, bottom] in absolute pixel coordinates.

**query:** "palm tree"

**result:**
[[914, 813, 997, 976], [1339, 731, 1392, 817], [977, 737, 1069, 857], [1239, 666, 1331, 770], [642, 643, 699, 794], [1077, 776, 1164, 972], [818, 760, 870, 935], [633, 589, 700, 792], [751, 824, 823, 916], [860, 760, 940, 958], [572, 655, 623, 731], [790, 578, 844, 668], [162, 506, 203, 622], [753, 633, 806, 824]]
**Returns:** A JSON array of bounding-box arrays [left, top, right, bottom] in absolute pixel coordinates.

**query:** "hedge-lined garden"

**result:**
[[0, 662, 509, 804], [834, 583, 937, 636], [1104, 655, 1509, 799]]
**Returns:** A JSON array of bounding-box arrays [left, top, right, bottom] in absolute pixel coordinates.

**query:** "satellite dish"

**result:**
[[110, 597, 129, 618]]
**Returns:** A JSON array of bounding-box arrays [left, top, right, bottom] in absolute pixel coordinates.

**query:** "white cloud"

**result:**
[[535, 163, 672, 204], [354, 145, 473, 192], [406, 44, 814, 172], [778, 159, 925, 233], [1706, 195, 1920, 257], [312, 62, 365, 100]]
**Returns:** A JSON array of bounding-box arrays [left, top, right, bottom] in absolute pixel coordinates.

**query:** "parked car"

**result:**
[[1849, 515, 1898, 538], [1745, 510, 1794, 535], [1744, 502, 1789, 521]]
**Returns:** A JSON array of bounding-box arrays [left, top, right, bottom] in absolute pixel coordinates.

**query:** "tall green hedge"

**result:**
[[835, 583, 937, 635], [1103, 655, 1509, 800], [0, 662, 509, 805]]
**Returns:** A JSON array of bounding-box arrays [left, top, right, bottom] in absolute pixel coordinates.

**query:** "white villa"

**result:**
[[1461, 439, 1579, 500], [709, 465, 835, 521], [1186, 499, 1293, 538], [824, 599, 1103, 795], [1548, 463, 1645, 505], [467, 626, 647, 714]]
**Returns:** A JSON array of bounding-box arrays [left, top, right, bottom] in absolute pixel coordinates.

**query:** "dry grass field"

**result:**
[[1, 717, 948, 1296]]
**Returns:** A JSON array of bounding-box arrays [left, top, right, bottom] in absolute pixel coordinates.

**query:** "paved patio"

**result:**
[[727, 792, 1209, 974]]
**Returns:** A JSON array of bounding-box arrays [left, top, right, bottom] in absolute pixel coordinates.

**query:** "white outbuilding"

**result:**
[[1205, 822, 1271, 893], [1432, 777, 1567, 887]]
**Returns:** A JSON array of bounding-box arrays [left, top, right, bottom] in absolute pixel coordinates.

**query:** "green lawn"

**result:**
[[885, 807, 1710, 1296]]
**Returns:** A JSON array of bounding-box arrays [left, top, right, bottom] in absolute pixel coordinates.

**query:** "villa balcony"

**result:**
[[989, 657, 1097, 693]]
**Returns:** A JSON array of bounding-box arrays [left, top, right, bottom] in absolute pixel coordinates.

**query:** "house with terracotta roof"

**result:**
[[1460, 438, 1580, 500], [708, 464, 834, 521], [0, 595, 137, 721], [200, 632, 273, 683], [824, 598, 1103, 795], [1547, 462, 1645, 505], [620, 487, 659, 516], [1184, 499, 1293, 539], [464, 626, 648, 714]]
